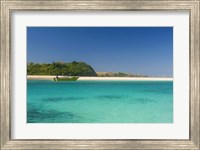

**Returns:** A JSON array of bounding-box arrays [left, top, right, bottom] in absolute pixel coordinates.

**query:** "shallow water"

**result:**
[[27, 80, 173, 123]]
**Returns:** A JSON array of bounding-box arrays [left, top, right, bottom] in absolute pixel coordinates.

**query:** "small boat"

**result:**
[[53, 76, 79, 81]]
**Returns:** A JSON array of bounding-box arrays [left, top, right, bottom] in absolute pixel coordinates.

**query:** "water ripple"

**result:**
[[41, 96, 85, 102], [143, 89, 172, 94], [132, 98, 157, 104], [27, 108, 80, 123], [96, 95, 125, 100]]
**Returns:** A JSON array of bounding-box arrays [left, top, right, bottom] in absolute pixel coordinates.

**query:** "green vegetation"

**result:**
[[27, 61, 97, 76], [27, 61, 147, 77], [97, 72, 147, 77]]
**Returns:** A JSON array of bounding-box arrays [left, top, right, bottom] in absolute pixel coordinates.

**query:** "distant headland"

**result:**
[[27, 61, 147, 77]]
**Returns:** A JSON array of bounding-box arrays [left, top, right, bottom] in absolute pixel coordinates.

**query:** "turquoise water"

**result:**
[[27, 80, 173, 123]]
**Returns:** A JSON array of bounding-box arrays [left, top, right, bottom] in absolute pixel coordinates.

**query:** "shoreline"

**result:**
[[27, 75, 173, 81]]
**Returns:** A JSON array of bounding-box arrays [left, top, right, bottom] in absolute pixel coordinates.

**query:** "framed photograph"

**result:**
[[0, 0, 199, 149]]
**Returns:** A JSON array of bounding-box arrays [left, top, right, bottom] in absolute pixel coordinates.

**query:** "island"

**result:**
[[27, 61, 97, 76], [27, 61, 172, 81]]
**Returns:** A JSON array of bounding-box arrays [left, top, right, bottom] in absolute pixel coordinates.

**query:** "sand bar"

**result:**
[[27, 75, 173, 81]]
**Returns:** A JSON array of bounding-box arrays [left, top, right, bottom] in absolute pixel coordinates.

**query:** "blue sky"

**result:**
[[27, 27, 173, 77]]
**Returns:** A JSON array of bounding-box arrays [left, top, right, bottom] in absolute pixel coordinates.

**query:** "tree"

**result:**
[[27, 61, 97, 76]]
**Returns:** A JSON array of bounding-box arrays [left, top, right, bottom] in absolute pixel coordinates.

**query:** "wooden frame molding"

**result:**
[[0, 0, 199, 149]]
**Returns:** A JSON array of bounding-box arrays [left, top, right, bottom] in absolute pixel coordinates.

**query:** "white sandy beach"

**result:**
[[27, 75, 173, 81]]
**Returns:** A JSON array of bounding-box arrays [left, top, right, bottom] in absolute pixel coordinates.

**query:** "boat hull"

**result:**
[[53, 77, 79, 81]]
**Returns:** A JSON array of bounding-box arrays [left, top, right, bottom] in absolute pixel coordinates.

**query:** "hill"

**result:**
[[97, 72, 147, 77], [27, 61, 97, 76]]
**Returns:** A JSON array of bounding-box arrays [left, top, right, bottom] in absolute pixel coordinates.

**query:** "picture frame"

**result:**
[[0, 0, 199, 149]]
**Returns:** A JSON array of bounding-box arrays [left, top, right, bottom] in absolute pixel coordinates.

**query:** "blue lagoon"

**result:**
[[27, 27, 173, 123], [27, 80, 173, 123]]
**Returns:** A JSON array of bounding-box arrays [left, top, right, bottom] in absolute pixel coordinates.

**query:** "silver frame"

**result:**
[[0, 1, 199, 149]]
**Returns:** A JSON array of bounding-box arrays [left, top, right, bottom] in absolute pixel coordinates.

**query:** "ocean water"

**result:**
[[27, 80, 173, 123]]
